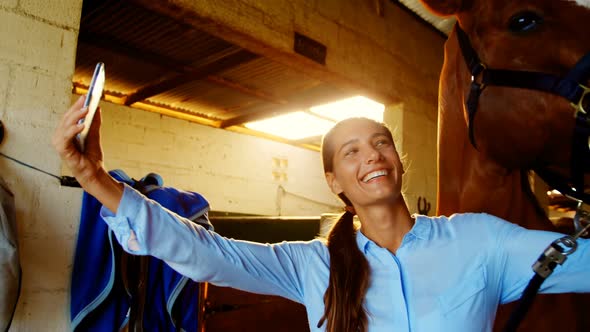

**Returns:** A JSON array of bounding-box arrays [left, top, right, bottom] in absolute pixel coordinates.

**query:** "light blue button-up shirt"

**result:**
[[101, 184, 590, 332]]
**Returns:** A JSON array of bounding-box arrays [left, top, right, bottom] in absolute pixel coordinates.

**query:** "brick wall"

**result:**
[[0, 1, 82, 331]]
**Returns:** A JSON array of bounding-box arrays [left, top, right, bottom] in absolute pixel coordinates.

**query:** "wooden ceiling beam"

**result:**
[[73, 82, 221, 127], [80, 32, 285, 107], [78, 31, 191, 73], [206, 75, 287, 105], [124, 50, 259, 106], [80, 0, 120, 24]]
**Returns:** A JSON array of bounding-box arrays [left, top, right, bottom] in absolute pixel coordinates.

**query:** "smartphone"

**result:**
[[75, 62, 105, 152]]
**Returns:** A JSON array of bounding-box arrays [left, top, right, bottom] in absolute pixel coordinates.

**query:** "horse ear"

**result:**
[[419, 0, 464, 16]]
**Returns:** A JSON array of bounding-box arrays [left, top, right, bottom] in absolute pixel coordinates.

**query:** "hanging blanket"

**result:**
[[70, 169, 211, 331]]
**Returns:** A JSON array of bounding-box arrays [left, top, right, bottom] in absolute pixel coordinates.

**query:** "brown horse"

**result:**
[[419, 0, 590, 331]]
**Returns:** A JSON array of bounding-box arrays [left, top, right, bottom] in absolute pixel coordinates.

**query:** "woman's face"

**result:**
[[325, 118, 403, 208]]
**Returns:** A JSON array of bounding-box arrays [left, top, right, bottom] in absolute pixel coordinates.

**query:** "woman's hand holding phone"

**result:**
[[52, 94, 105, 187], [52, 63, 124, 212]]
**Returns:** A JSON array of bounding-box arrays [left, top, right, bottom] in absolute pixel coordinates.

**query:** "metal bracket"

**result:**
[[417, 196, 431, 215], [571, 83, 590, 116]]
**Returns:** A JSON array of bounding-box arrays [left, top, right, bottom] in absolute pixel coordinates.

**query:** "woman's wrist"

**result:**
[[83, 167, 124, 213]]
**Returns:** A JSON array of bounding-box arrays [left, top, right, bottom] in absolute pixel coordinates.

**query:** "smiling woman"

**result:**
[[319, 118, 410, 332], [52, 100, 590, 332]]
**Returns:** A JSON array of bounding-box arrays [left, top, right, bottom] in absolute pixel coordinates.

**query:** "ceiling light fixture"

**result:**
[[309, 96, 384, 122], [244, 96, 384, 141], [244, 111, 335, 140]]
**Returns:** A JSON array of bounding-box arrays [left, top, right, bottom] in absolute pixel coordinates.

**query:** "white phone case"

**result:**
[[76, 62, 105, 152]]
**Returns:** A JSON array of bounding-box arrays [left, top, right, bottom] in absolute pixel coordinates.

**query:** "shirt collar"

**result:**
[[409, 214, 431, 240], [356, 229, 371, 253], [355, 214, 431, 253]]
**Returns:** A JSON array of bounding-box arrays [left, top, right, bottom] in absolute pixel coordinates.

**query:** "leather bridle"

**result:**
[[455, 23, 590, 203]]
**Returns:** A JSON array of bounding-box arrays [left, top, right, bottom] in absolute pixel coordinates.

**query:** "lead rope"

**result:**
[[502, 202, 590, 332]]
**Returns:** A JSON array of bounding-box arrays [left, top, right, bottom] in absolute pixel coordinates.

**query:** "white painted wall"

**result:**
[[384, 97, 438, 216], [86, 97, 342, 216]]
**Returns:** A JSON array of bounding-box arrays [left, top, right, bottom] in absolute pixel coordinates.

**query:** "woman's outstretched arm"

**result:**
[[53, 97, 317, 303], [488, 214, 590, 303], [101, 184, 316, 303]]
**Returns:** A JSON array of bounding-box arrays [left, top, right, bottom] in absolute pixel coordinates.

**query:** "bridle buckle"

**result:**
[[571, 83, 590, 116], [470, 62, 487, 89]]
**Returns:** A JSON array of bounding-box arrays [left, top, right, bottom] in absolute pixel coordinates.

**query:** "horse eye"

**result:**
[[508, 11, 543, 33]]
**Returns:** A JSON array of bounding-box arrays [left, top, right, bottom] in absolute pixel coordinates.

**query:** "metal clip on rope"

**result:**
[[532, 236, 577, 278]]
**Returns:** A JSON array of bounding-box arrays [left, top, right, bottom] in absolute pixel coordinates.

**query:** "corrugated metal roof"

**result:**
[[73, 0, 450, 149], [74, 0, 356, 137]]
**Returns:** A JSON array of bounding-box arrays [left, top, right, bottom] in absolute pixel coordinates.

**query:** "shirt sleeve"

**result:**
[[490, 215, 590, 303], [100, 183, 317, 303]]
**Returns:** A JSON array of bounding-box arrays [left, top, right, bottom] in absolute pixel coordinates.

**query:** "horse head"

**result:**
[[421, 0, 590, 207], [418, 2, 590, 330]]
